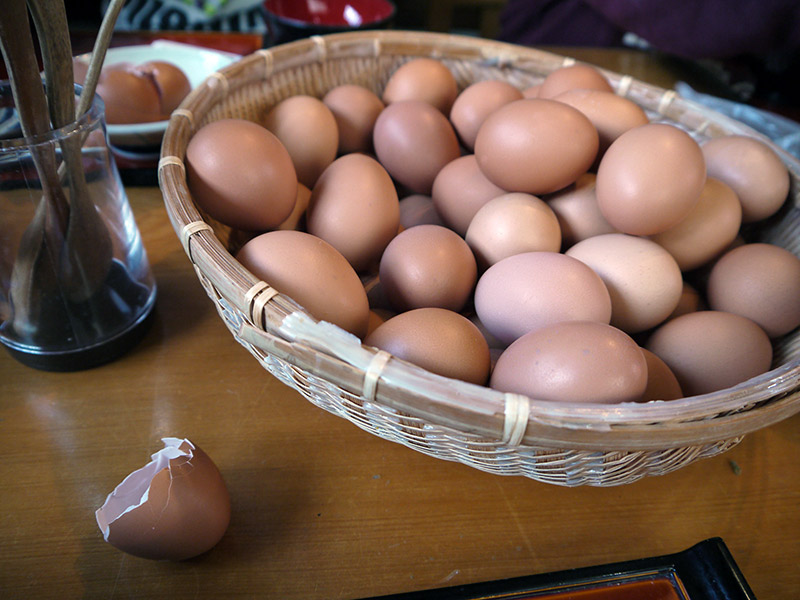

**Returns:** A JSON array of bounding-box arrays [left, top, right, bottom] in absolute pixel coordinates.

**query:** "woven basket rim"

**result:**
[[159, 30, 800, 451]]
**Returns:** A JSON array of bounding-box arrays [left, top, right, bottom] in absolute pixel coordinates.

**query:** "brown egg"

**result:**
[[449, 80, 524, 150], [596, 123, 706, 236], [278, 182, 311, 231], [379, 224, 477, 313], [399, 194, 444, 229], [96, 438, 230, 561], [186, 119, 297, 231], [373, 100, 461, 194], [566, 233, 683, 334], [522, 83, 541, 98], [431, 154, 507, 236], [667, 282, 706, 321], [490, 320, 647, 404], [537, 63, 614, 99], [136, 60, 192, 115], [474, 98, 599, 195], [96, 67, 163, 124], [474, 251, 612, 346], [553, 88, 649, 161], [701, 135, 790, 223], [646, 311, 773, 396], [382, 58, 459, 114], [263, 95, 338, 188], [649, 177, 742, 271], [237, 230, 370, 338], [707, 243, 800, 337], [465, 193, 561, 270], [307, 153, 399, 272], [639, 348, 683, 402], [544, 173, 617, 249], [365, 307, 491, 385], [323, 84, 385, 154]]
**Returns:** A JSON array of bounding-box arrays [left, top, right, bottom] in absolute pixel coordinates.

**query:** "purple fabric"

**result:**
[[499, 0, 800, 60]]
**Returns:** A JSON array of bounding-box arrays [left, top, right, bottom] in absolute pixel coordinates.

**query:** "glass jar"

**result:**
[[0, 83, 156, 371]]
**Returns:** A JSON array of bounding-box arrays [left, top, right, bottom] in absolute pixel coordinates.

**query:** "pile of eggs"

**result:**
[[185, 57, 800, 405]]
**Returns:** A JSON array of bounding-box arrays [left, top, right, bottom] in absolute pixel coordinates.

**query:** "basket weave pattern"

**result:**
[[160, 31, 800, 486]]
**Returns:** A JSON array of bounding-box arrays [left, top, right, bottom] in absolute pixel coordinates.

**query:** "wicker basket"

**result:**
[[159, 31, 800, 486]]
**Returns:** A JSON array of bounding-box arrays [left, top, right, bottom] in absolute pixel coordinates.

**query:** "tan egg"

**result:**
[[701, 135, 790, 223], [474, 99, 598, 195], [365, 308, 491, 385], [639, 348, 683, 402], [323, 84, 385, 154], [136, 60, 192, 115], [96, 438, 229, 561], [96, 67, 162, 124], [373, 100, 461, 194], [278, 183, 311, 231], [707, 243, 800, 337], [237, 230, 370, 338], [399, 194, 444, 229], [646, 311, 773, 396], [382, 58, 459, 114], [366, 309, 393, 338], [379, 224, 477, 313], [186, 119, 297, 231], [449, 80, 524, 150], [649, 177, 742, 271], [667, 282, 706, 321], [465, 193, 561, 270], [307, 153, 399, 272], [596, 123, 706, 236], [431, 154, 507, 236], [566, 233, 683, 334], [553, 88, 649, 161], [544, 173, 617, 249], [263, 95, 338, 188], [474, 251, 611, 346], [538, 63, 614, 99], [491, 320, 647, 404]]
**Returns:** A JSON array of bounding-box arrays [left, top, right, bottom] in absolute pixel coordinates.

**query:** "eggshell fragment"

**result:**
[[707, 243, 800, 338], [645, 311, 773, 396], [96, 438, 230, 561], [702, 135, 790, 223], [186, 119, 297, 231], [237, 230, 370, 338], [474, 98, 599, 195], [474, 251, 612, 346], [382, 58, 459, 114], [373, 100, 461, 194], [490, 320, 647, 404], [136, 60, 192, 115], [596, 123, 706, 236], [365, 308, 491, 385], [566, 233, 683, 334]]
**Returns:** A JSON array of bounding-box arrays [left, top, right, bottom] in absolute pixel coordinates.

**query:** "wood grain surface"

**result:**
[[1, 48, 799, 599]]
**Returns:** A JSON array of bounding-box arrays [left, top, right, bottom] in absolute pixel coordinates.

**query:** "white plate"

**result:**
[[76, 40, 240, 148]]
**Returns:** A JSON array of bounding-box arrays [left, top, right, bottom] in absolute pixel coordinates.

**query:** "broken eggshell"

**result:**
[[95, 438, 230, 561]]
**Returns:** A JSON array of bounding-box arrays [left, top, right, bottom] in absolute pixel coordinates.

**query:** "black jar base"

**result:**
[[2, 299, 156, 372]]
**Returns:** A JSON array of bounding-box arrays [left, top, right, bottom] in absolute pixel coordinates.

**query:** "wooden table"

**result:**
[[2, 47, 799, 599]]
